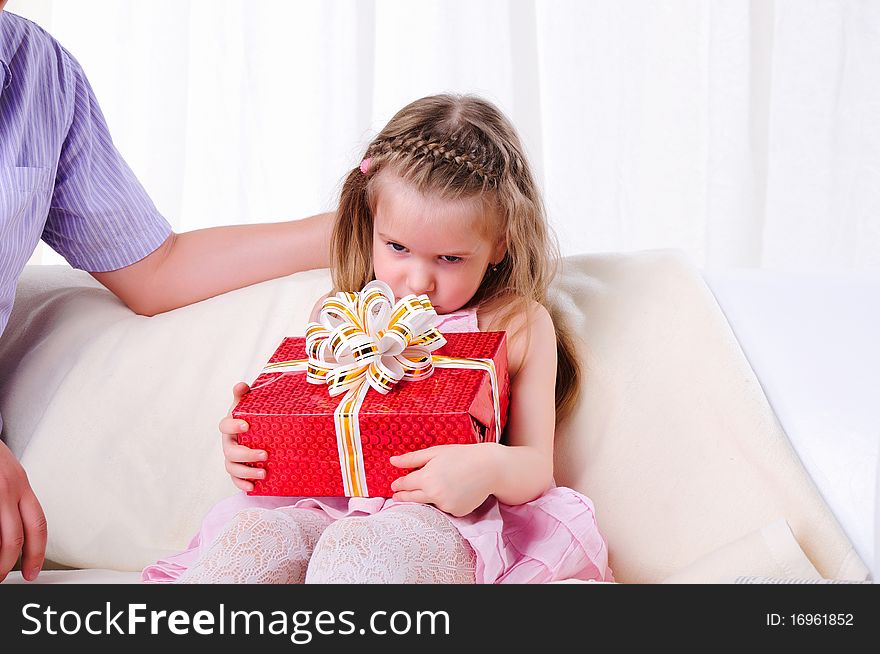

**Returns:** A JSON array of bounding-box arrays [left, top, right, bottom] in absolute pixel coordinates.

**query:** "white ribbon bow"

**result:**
[[302, 280, 448, 395]]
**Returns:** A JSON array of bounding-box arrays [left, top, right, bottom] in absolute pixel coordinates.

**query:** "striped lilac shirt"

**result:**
[[1, 12, 171, 432]]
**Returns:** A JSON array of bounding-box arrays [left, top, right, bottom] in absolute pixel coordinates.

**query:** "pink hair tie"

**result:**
[[359, 157, 373, 175]]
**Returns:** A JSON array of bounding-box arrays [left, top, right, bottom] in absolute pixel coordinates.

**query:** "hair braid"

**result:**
[[368, 132, 497, 185]]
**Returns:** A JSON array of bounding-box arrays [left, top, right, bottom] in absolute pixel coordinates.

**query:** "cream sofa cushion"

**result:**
[[0, 251, 864, 581], [1, 266, 330, 571]]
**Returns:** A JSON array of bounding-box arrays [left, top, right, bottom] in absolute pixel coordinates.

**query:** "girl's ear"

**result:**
[[491, 239, 507, 267]]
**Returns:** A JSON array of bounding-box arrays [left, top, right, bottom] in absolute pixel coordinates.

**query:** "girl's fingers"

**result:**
[[389, 447, 437, 469], [222, 442, 267, 464], [225, 461, 267, 481], [221, 382, 257, 494], [219, 417, 249, 436], [228, 382, 250, 412], [390, 471, 422, 492], [231, 477, 254, 493], [391, 490, 431, 505]]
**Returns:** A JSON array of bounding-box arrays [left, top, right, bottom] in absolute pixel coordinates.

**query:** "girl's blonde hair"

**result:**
[[331, 94, 580, 421]]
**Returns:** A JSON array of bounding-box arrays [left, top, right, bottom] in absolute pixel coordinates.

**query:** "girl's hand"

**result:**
[[389, 443, 496, 517], [219, 382, 267, 492]]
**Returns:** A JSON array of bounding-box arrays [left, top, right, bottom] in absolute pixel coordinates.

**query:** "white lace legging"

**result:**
[[176, 504, 477, 584]]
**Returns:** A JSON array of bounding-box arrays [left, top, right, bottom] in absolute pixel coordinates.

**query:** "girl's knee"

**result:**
[[305, 516, 391, 583], [304, 510, 476, 584], [311, 515, 372, 552]]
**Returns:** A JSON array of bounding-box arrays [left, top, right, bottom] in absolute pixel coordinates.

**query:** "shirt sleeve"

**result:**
[[41, 48, 172, 273]]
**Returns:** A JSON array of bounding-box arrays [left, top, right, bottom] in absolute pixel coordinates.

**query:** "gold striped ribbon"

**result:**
[[255, 280, 502, 497]]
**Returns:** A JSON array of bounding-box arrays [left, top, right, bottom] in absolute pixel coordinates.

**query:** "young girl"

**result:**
[[142, 94, 612, 584]]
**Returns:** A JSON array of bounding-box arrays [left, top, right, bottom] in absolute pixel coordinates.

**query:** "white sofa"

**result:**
[[0, 250, 875, 584]]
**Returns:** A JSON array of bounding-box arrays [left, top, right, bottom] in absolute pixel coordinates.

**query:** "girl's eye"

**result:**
[[439, 255, 463, 263], [388, 242, 407, 252]]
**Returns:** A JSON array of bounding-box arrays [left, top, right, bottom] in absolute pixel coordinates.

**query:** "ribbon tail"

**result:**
[[433, 356, 502, 443], [253, 359, 311, 390], [333, 381, 371, 497]]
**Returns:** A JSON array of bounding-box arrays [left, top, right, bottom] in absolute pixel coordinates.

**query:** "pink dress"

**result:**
[[142, 308, 613, 583]]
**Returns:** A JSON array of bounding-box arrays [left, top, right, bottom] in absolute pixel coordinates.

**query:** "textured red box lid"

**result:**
[[233, 331, 509, 498]]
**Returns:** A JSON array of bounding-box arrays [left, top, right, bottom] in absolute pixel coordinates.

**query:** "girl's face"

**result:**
[[371, 173, 505, 314]]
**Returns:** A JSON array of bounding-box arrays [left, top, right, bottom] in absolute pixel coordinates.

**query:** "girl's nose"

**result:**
[[407, 268, 435, 295]]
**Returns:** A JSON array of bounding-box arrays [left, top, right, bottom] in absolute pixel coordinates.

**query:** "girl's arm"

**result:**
[[478, 302, 557, 504], [390, 302, 557, 514]]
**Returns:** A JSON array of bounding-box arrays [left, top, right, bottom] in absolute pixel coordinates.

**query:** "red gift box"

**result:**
[[233, 331, 509, 498]]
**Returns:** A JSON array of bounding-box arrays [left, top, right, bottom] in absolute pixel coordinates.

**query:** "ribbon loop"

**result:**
[[307, 281, 447, 391]]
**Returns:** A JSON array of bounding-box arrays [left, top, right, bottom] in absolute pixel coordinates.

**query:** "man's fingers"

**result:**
[[18, 492, 47, 582], [0, 501, 25, 583]]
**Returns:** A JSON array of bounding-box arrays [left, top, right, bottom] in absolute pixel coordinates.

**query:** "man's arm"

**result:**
[[91, 212, 334, 316]]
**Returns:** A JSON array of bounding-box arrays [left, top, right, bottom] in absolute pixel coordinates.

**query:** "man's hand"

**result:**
[[219, 382, 268, 492], [0, 441, 47, 582]]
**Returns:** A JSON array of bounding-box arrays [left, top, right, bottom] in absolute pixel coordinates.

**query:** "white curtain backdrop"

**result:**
[[9, 0, 880, 272]]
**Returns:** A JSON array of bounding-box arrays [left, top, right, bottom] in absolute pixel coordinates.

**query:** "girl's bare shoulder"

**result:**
[[477, 296, 554, 378]]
